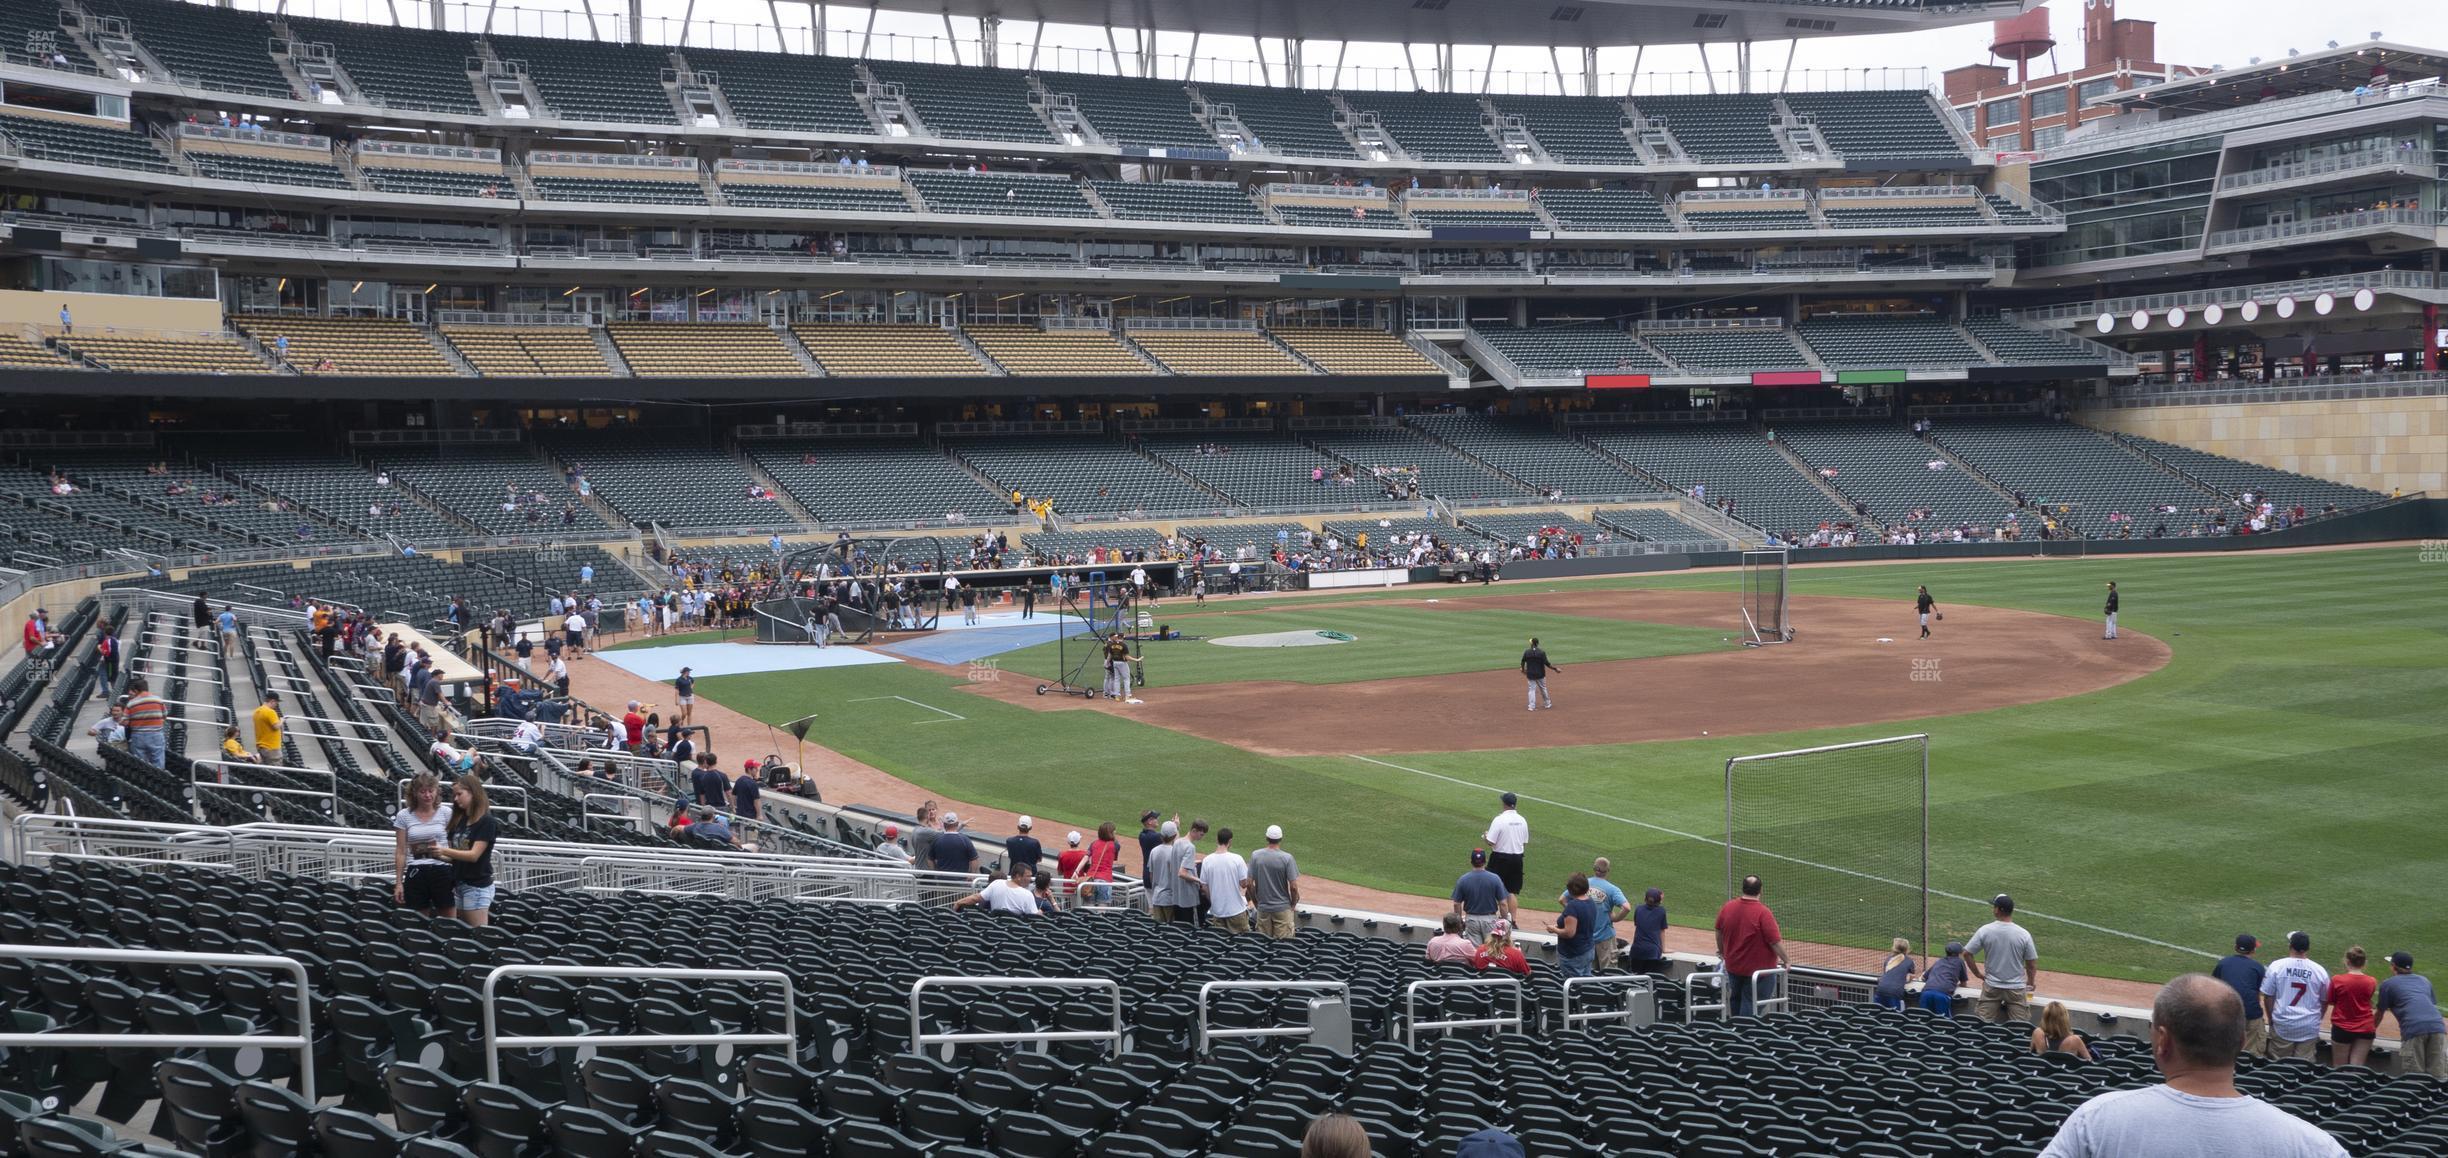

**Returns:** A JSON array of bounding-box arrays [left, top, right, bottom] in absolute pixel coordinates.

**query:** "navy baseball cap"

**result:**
[[1500, 791, 1518, 807], [1470, 848, 1487, 865], [2236, 934, 2259, 952]]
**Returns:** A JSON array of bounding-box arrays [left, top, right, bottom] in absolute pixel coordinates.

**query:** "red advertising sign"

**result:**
[[1750, 370, 1824, 387], [1584, 373, 1652, 389]]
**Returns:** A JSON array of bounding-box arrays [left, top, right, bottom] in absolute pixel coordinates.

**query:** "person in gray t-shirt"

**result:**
[[1964, 893, 2040, 1024], [1144, 824, 1180, 920], [2041, 974, 2344, 1158], [2376, 953, 2448, 1079], [1247, 827, 1300, 940]]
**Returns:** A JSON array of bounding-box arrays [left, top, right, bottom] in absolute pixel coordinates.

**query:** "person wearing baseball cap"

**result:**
[[2376, 952, 2447, 1079], [928, 812, 978, 882], [1472, 917, 1528, 976], [2259, 931, 2331, 1062], [1919, 941, 1969, 1018], [2213, 934, 2269, 1056], [1055, 830, 1086, 906], [1004, 816, 1042, 881], [1626, 887, 1670, 975], [1451, 848, 1511, 941], [1144, 820, 1182, 922], [874, 823, 910, 864], [1963, 893, 2039, 1026], [1249, 825, 1299, 940], [1136, 810, 1166, 877]]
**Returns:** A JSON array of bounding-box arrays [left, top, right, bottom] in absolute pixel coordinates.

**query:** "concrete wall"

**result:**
[[2081, 395, 2447, 496], [0, 289, 222, 337]]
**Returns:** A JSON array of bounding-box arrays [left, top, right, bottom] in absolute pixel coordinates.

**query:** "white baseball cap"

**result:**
[[1066, 830, 1082, 846], [1016, 815, 1033, 830], [941, 812, 959, 826], [1265, 825, 1284, 841]]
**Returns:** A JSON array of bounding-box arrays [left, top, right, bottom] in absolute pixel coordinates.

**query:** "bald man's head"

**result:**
[[2153, 973, 2246, 1070]]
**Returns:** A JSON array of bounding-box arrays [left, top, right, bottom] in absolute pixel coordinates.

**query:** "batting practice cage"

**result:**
[[1726, 734, 1929, 975], [1036, 579, 1137, 699], [1740, 549, 1791, 646]]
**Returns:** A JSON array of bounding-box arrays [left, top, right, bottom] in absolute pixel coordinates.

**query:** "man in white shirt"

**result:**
[[1128, 566, 1149, 599], [509, 718, 544, 753], [2260, 931, 2332, 1061], [1197, 827, 1253, 934], [2041, 973, 2345, 1158], [563, 610, 588, 657], [1483, 791, 1530, 900], [955, 864, 1044, 916]]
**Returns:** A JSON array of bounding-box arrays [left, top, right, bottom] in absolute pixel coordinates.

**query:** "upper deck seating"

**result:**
[[1041, 70, 1213, 151], [867, 59, 1053, 143], [679, 47, 871, 134], [488, 33, 678, 123], [288, 16, 482, 114]]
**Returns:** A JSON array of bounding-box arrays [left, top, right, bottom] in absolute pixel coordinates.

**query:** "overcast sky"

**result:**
[[258, 0, 2419, 93]]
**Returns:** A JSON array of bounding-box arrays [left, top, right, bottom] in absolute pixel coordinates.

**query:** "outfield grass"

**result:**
[[690, 547, 2447, 983], [987, 602, 1727, 687]]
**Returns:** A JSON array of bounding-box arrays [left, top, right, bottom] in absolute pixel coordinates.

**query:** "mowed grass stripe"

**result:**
[[687, 547, 2445, 982]]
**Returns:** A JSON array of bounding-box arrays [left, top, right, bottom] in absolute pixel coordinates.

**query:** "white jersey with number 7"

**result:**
[[2260, 956, 2331, 1041]]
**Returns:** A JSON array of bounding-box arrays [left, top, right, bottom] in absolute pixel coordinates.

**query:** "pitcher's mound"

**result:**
[[1211, 630, 1357, 648]]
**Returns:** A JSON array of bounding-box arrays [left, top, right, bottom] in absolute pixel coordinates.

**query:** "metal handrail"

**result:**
[[480, 964, 794, 1082], [909, 976, 1122, 1058], [1684, 970, 1730, 1023], [1750, 967, 1792, 1017], [1560, 974, 1656, 1029], [1196, 980, 1349, 1052], [0, 944, 316, 1100], [1401, 977, 1525, 1046]]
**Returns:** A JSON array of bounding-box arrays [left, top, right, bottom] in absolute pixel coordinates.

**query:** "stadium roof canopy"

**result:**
[[2094, 40, 2448, 114], [835, 0, 2028, 49]]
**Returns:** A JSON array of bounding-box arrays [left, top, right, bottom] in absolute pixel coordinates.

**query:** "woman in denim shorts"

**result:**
[[435, 775, 501, 926]]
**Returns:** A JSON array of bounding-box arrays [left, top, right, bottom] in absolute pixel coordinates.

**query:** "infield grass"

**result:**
[[987, 602, 1727, 687], [689, 547, 2447, 983]]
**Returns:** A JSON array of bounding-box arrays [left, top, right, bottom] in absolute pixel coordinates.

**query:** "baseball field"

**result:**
[[685, 546, 2446, 983]]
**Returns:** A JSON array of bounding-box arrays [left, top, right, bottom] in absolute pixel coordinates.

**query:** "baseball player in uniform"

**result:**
[[1520, 637, 1559, 711], [1103, 634, 1140, 703], [1915, 586, 1937, 640], [2103, 581, 2119, 640]]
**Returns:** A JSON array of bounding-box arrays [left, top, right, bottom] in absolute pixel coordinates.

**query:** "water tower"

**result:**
[[1989, 5, 2057, 85]]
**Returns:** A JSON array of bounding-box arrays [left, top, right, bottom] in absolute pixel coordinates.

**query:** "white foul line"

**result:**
[[1344, 753, 2214, 960], [848, 695, 966, 723]]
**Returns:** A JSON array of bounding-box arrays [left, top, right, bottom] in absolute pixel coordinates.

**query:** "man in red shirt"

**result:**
[[21, 609, 46, 657], [621, 700, 647, 750], [1714, 874, 1790, 1018]]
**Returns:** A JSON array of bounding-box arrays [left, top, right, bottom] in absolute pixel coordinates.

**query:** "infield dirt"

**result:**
[[948, 589, 2171, 756]]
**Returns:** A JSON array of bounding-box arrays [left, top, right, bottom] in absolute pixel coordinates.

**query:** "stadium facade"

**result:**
[[0, 0, 2434, 564]]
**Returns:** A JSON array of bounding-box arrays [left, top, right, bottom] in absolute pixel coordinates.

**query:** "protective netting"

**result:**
[[1726, 734, 1927, 974]]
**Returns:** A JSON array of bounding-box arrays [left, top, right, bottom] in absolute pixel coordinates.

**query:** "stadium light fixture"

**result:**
[[275, 278, 287, 291], [350, 281, 363, 293], [629, 287, 649, 297], [562, 286, 580, 297], [423, 283, 437, 294], [695, 287, 716, 297]]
